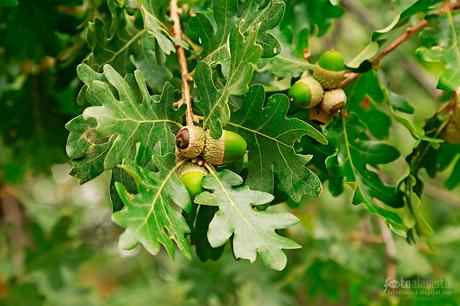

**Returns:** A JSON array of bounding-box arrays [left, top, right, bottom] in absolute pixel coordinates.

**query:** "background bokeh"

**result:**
[[1, 0, 460, 305]]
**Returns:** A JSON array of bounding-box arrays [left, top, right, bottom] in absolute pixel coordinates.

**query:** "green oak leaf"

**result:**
[[65, 64, 184, 183], [196, 25, 263, 137], [195, 169, 300, 271], [438, 143, 460, 190], [280, 0, 343, 47], [85, 1, 140, 74], [113, 152, 192, 259], [324, 113, 405, 228], [189, 0, 284, 61], [130, 35, 174, 93], [345, 70, 391, 139], [139, 0, 180, 55], [227, 85, 326, 202], [257, 28, 315, 78], [417, 12, 460, 91]]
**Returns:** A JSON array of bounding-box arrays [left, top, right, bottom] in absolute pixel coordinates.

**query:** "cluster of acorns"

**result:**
[[288, 50, 347, 115], [444, 103, 460, 144], [175, 126, 247, 197]]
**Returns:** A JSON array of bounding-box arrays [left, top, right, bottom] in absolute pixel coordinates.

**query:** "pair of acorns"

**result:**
[[176, 126, 247, 197], [288, 50, 347, 115]]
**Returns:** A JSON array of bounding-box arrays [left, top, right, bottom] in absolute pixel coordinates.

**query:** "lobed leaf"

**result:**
[[196, 26, 263, 137], [195, 169, 300, 270], [112, 151, 192, 259], [324, 113, 405, 230], [417, 12, 460, 91], [228, 85, 326, 202], [65, 64, 184, 183]]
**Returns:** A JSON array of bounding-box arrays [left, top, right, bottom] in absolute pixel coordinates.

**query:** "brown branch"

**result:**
[[170, 0, 194, 126], [341, 20, 428, 88], [341, 0, 460, 88], [374, 20, 429, 66]]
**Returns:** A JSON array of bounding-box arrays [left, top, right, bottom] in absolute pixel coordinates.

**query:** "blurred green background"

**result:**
[[1, 0, 460, 305]]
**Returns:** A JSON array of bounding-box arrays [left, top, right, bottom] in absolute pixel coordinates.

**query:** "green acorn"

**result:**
[[175, 125, 206, 158], [203, 130, 247, 165], [321, 89, 347, 114], [313, 50, 345, 89], [288, 76, 324, 109], [178, 162, 208, 198], [444, 122, 460, 144]]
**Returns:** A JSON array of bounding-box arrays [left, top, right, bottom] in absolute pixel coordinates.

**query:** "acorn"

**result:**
[[203, 130, 247, 165], [313, 50, 345, 89], [178, 162, 209, 198], [321, 89, 347, 114], [288, 76, 324, 109], [175, 125, 206, 158], [443, 122, 460, 144]]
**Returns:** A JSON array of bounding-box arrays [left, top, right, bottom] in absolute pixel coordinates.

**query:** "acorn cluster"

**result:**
[[175, 125, 247, 197], [288, 50, 347, 115], [444, 103, 460, 144]]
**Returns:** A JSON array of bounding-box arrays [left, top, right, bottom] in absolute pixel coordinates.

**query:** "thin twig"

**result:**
[[341, 20, 428, 88], [170, 0, 194, 126], [341, 1, 460, 88]]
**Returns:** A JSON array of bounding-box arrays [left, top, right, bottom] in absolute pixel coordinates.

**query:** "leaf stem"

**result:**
[[170, 0, 194, 127]]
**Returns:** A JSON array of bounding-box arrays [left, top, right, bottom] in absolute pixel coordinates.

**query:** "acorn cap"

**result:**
[[203, 130, 247, 165], [178, 163, 208, 198], [444, 122, 460, 144], [313, 64, 345, 89], [318, 50, 345, 71], [289, 77, 324, 109], [176, 125, 206, 158], [321, 89, 347, 114]]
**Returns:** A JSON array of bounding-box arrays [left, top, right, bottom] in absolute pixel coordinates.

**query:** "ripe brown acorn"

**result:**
[[203, 130, 247, 165], [175, 125, 206, 158]]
